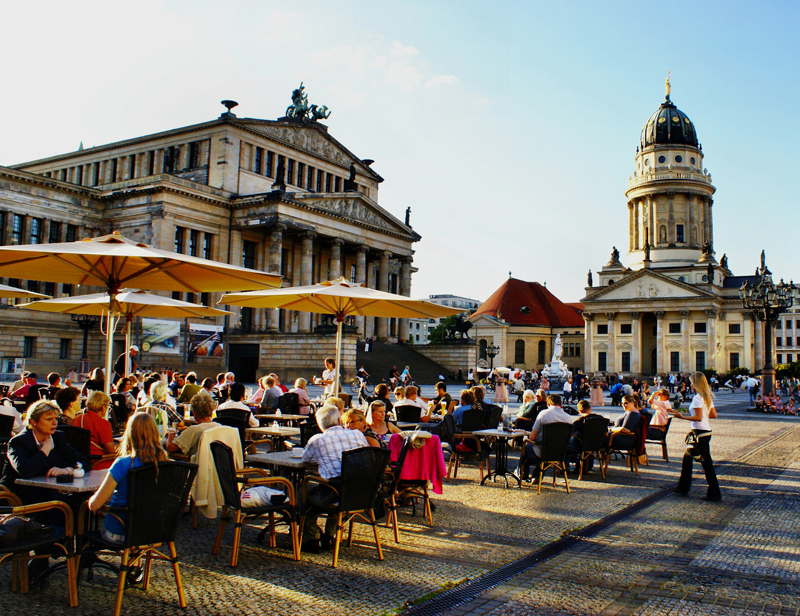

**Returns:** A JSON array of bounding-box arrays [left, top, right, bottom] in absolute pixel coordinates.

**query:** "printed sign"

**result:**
[[141, 318, 181, 355], [188, 323, 224, 358]]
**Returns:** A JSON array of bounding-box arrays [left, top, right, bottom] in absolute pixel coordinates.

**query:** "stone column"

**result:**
[[375, 251, 392, 340], [628, 202, 635, 251], [680, 310, 690, 372], [583, 313, 594, 373], [717, 311, 727, 370], [655, 311, 665, 374], [705, 309, 718, 371], [667, 192, 675, 244], [355, 247, 367, 336], [298, 232, 315, 333], [630, 312, 641, 374], [708, 198, 714, 248], [266, 225, 285, 331], [753, 314, 763, 371], [398, 256, 412, 342], [329, 238, 343, 281], [364, 259, 376, 339], [605, 312, 617, 374]]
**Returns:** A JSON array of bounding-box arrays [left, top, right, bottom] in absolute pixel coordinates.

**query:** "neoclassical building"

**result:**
[[581, 84, 766, 378], [0, 90, 419, 381]]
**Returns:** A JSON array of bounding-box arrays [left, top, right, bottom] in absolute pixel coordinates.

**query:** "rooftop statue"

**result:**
[[285, 82, 332, 122]]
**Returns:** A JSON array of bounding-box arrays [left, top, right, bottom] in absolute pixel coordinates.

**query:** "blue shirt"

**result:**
[[104, 455, 143, 536], [452, 404, 472, 431]]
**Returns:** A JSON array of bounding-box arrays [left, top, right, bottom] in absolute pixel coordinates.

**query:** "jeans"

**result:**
[[677, 431, 721, 499], [518, 443, 541, 480], [302, 478, 342, 541]]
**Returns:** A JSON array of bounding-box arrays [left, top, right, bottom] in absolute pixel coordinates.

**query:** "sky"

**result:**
[[1, 0, 798, 304]]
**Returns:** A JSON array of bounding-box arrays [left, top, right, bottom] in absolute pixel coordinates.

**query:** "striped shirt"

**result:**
[[303, 426, 368, 479]]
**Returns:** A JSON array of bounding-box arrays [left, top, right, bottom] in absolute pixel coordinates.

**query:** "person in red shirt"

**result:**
[[72, 391, 117, 470]]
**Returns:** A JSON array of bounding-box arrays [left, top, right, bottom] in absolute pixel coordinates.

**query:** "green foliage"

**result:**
[[777, 362, 800, 379], [428, 315, 458, 344]]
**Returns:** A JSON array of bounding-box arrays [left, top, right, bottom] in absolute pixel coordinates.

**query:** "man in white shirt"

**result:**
[[744, 376, 759, 406], [217, 382, 258, 428], [519, 394, 575, 482], [395, 385, 430, 422]]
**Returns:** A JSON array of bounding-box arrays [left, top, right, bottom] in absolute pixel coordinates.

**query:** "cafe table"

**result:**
[[472, 428, 528, 488], [246, 450, 317, 493], [255, 413, 306, 426], [15, 469, 108, 494], [246, 425, 300, 452]]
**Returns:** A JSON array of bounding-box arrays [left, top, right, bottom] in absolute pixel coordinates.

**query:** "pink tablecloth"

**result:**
[[388, 433, 447, 494]]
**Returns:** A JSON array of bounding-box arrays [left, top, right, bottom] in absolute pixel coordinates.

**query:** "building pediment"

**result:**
[[584, 269, 713, 302], [297, 194, 416, 237]]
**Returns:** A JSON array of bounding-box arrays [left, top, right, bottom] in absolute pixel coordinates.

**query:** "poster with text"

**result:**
[[189, 322, 224, 358], [141, 318, 181, 355]]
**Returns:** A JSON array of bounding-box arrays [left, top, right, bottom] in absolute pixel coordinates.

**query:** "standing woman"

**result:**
[[671, 372, 721, 502]]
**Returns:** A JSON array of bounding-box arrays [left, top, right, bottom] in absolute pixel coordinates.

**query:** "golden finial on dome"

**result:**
[[665, 70, 671, 99]]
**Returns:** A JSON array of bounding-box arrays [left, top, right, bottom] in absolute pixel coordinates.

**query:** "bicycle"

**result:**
[[350, 376, 374, 395]]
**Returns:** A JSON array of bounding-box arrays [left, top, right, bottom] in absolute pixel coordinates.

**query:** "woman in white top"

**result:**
[[670, 372, 721, 501]]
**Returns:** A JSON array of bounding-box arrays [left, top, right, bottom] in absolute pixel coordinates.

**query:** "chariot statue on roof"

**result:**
[[285, 82, 331, 122]]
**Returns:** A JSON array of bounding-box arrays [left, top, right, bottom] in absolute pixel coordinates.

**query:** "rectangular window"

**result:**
[[49, 221, 61, 243], [128, 155, 135, 179], [200, 292, 210, 306], [62, 283, 72, 296], [60, 169, 67, 181], [316, 170, 323, 192], [110, 158, 118, 180], [172, 291, 182, 300], [575, 343, 581, 357], [29, 218, 42, 244], [620, 323, 632, 334], [59, 338, 70, 360], [694, 322, 707, 333], [796, 320, 800, 330], [254, 147, 264, 174], [11, 214, 23, 244], [786, 320, 793, 331], [598, 351, 607, 372], [76, 165, 83, 185], [670, 351, 680, 372], [189, 229, 198, 257], [203, 234, 211, 260], [621, 352, 631, 372], [23, 336, 35, 358], [350, 264, 356, 283], [597, 324, 608, 335], [44, 281, 55, 297], [297, 163, 305, 188], [266, 151, 274, 177], [787, 354, 793, 363], [307, 166, 315, 191], [66, 224, 77, 242], [776, 337, 782, 348], [730, 352, 740, 369], [775, 321, 782, 329], [189, 141, 201, 169], [148, 151, 155, 176], [287, 159, 294, 185], [174, 226, 185, 254], [27, 280, 39, 293], [186, 292, 195, 304], [0, 212, 4, 246], [787, 337, 793, 347], [242, 240, 257, 270], [728, 323, 741, 334], [668, 323, 681, 334], [676, 224, 685, 243], [163, 146, 176, 173], [240, 307, 253, 333], [777, 354, 783, 365], [696, 351, 705, 371], [325, 173, 332, 192], [90, 162, 99, 186], [334, 176, 341, 192]]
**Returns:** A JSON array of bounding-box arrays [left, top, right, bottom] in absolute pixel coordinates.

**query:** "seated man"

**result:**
[[395, 385, 430, 422], [217, 382, 259, 428], [165, 394, 220, 459], [44, 372, 62, 400], [258, 376, 283, 412], [177, 372, 202, 403], [609, 382, 624, 406], [10, 372, 41, 403], [518, 394, 575, 482], [566, 400, 605, 473], [301, 404, 368, 553]]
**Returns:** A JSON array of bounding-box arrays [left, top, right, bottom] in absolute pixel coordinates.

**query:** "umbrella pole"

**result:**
[[333, 316, 343, 398], [125, 317, 132, 377], [104, 313, 118, 397]]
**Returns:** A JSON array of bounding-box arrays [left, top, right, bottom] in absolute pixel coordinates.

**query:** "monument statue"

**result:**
[[271, 156, 286, 191], [611, 246, 620, 262], [720, 253, 728, 269], [665, 70, 671, 98], [309, 104, 331, 120], [707, 262, 714, 283], [702, 241, 712, 256], [405, 207, 411, 226], [285, 82, 331, 122], [551, 334, 563, 364], [643, 238, 651, 261], [445, 314, 472, 339], [343, 162, 357, 192], [587, 270, 593, 287], [541, 333, 571, 387]]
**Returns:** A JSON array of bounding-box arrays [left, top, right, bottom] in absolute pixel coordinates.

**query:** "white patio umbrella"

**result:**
[[0, 282, 50, 300], [0, 231, 281, 394], [18, 290, 232, 380], [219, 278, 463, 395]]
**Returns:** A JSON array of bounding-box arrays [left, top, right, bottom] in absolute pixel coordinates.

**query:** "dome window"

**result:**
[[691, 157, 696, 164], [675, 155, 683, 163], [645, 159, 650, 166], [658, 155, 666, 163]]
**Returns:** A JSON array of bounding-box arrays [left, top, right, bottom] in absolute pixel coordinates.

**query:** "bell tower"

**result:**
[[625, 76, 716, 270]]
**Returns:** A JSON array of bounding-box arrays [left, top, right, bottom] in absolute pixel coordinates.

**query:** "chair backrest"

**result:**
[[0, 385, 8, 397], [395, 405, 422, 423], [562, 405, 580, 416], [300, 419, 322, 447], [580, 416, 609, 452], [338, 392, 351, 408], [56, 424, 92, 459], [440, 414, 456, 445], [217, 407, 251, 424], [27, 384, 48, 406], [0, 437, 10, 480], [540, 421, 573, 462], [0, 414, 14, 438], [385, 435, 412, 496], [635, 411, 651, 456], [277, 392, 299, 414], [214, 416, 248, 450], [109, 394, 129, 426], [209, 441, 242, 510], [460, 408, 485, 433], [339, 446, 391, 513], [484, 405, 503, 428], [124, 461, 198, 548]]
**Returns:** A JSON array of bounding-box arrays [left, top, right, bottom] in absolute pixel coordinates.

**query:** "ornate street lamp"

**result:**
[[486, 343, 499, 370], [71, 314, 101, 375], [739, 251, 796, 396]]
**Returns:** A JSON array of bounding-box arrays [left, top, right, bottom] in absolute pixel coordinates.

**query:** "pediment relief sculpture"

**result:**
[[257, 125, 351, 166], [305, 197, 391, 231]]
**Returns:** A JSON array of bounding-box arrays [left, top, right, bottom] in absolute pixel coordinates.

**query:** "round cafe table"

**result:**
[[472, 428, 528, 488]]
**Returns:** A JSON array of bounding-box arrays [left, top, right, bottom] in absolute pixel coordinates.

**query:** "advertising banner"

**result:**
[[141, 318, 181, 355], [188, 322, 224, 358]]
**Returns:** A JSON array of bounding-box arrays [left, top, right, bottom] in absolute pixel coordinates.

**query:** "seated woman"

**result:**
[[366, 400, 401, 445], [115, 377, 138, 416], [754, 394, 765, 411], [81, 368, 105, 397], [244, 376, 269, 407], [54, 386, 82, 425], [369, 383, 394, 418], [513, 389, 546, 431], [1, 400, 90, 505], [72, 391, 117, 470], [452, 389, 477, 431], [646, 389, 672, 440], [88, 413, 167, 545], [604, 394, 641, 452], [146, 381, 181, 425], [289, 378, 313, 415], [165, 394, 219, 459], [343, 409, 382, 448]]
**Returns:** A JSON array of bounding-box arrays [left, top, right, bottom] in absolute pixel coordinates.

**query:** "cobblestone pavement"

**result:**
[[3, 390, 799, 615]]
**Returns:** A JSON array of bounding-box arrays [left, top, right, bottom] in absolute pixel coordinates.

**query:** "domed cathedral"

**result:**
[[581, 77, 760, 379]]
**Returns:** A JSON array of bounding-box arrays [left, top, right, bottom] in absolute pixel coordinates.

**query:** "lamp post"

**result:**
[[739, 251, 796, 397], [71, 314, 101, 375], [486, 343, 499, 370]]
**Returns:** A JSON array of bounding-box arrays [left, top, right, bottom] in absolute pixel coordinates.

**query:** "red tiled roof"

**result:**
[[470, 278, 584, 327]]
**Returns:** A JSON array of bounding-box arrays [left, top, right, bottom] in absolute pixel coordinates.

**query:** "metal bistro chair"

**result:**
[[382, 435, 413, 543], [299, 420, 322, 447], [56, 424, 116, 469], [603, 412, 650, 476], [77, 461, 198, 616], [0, 414, 15, 438], [575, 415, 608, 480], [210, 441, 299, 566], [446, 409, 490, 481], [299, 447, 391, 568], [394, 405, 422, 423], [536, 422, 573, 494], [645, 416, 673, 462]]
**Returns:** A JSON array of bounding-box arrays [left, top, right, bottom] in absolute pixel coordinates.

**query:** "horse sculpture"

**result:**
[[446, 315, 473, 339]]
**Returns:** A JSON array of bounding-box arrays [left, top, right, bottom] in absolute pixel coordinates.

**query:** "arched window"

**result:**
[[479, 339, 488, 361], [514, 340, 525, 364], [538, 340, 546, 364]]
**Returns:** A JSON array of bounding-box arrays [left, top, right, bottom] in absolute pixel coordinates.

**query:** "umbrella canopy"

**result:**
[[0, 231, 281, 394], [0, 282, 50, 300], [219, 278, 463, 395]]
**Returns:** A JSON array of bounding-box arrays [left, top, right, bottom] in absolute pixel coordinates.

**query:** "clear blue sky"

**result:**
[[2, 1, 797, 304]]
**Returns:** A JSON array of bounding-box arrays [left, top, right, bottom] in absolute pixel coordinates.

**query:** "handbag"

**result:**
[[684, 432, 698, 446], [0, 515, 53, 547]]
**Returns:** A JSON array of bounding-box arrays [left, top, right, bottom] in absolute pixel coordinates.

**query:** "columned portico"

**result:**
[[606, 312, 617, 374], [583, 313, 594, 372], [298, 232, 315, 332], [355, 246, 367, 336], [655, 311, 665, 374], [680, 310, 690, 372], [706, 309, 717, 371], [266, 224, 285, 331], [376, 250, 392, 340], [398, 256, 412, 342], [630, 312, 641, 374]]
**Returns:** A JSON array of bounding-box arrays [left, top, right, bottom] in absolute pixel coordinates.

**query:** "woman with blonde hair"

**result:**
[[366, 400, 401, 444], [72, 391, 116, 470], [671, 372, 721, 502], [342, 409, 382, 447], [89, 413, 168, 544]]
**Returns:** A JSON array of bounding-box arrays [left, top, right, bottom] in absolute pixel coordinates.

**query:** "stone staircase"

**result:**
[[356, 341, 452, 385]]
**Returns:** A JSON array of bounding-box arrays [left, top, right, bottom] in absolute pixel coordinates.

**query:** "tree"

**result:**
[[428, 316, 458, 344]]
